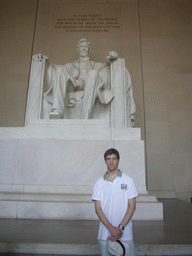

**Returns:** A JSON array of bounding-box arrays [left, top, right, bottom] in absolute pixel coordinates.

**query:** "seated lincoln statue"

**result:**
[[29, 38, 136, 127]]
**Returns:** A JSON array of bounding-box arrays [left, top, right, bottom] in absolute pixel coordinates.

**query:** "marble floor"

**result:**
[[0, 199, 192, 255]]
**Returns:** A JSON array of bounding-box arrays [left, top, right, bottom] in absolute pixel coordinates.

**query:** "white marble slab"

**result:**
[[0, 126, 163, 220], [0, 138, 146, 192], [0, 193, 162, 220], [0, 126, 141, 140], [0, 201, 18, 218], [114, 140, 146, 189]]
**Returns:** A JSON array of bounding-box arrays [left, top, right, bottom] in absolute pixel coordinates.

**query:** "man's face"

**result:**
[[105, 154, 119, 172], [78, 42, 89, 57]]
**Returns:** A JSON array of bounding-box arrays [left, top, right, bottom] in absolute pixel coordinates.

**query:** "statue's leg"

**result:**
[[49, 67, 68, 119], [80, 70, 99, 119]]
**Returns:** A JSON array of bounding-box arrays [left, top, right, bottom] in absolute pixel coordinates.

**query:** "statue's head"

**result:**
[[77, 38, 91, 57]]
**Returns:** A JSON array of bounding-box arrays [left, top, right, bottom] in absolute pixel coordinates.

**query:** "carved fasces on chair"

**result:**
[[110, 58, 136, 128], [25, 55, 47, 126]]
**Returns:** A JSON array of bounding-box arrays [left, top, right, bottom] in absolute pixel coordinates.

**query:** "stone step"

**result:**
[[0, 193, 163, 220], [0, 243, 192, 255]]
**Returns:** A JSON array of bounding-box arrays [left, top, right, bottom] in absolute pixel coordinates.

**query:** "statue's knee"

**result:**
[[89, 69, 98, 77]]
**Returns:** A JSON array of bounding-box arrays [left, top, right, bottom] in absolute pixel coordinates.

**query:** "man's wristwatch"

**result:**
[[119, 224, 124, 230]]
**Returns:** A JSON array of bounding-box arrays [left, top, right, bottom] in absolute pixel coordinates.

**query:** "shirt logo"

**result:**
[[121, 184, 127, 190]]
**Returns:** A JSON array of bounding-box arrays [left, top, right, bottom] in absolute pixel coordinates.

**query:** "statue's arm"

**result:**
[[98, 51, 118, 71], [106, 51, 118, 64]]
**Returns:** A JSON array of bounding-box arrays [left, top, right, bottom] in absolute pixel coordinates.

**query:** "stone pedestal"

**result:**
[[0, 54, 163, 220], [0, 125, 163, 220]]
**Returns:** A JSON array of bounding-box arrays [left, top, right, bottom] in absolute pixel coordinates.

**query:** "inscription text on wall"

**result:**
[[55, 14, 120, 32]]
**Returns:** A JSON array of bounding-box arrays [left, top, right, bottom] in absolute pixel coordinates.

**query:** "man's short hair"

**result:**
[[104, 148, 120, 160]]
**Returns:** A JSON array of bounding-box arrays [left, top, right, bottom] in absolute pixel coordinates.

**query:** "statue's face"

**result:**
[[78, 41, 89, 57]]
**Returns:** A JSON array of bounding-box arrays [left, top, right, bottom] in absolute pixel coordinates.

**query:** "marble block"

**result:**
[[0, 138, 145, 192], [0, 193, 162, 220], [0, 124, 141, 141], [0, 127, 163, 220]]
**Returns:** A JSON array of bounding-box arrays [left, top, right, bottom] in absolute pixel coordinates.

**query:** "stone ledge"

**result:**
[[0, 192, 160, 203], [0, 243, 192, 255], [0, 192, 163, 220], [0, 126, 141, 140], [0, 193, 92, 203]]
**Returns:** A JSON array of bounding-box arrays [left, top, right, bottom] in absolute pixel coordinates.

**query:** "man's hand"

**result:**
[[95, 200, 123, 241], [106, 51, 118, 62], [109, 226, 123, 241]]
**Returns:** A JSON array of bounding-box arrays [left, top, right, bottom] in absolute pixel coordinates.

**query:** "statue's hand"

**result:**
[[32, 54, 48, 62], [73, 79, 85, 90], [106, 51, 118, 62]]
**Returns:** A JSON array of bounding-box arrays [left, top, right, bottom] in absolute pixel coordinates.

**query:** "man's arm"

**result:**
[[120, 197, 136, 229], [94, 200, 123, 240]]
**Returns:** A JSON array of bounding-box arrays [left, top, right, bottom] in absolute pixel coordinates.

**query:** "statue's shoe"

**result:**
[[49, 110, 61, 119]]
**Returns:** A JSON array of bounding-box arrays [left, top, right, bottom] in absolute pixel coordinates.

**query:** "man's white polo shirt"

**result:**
[[92, 170, 138, 241]]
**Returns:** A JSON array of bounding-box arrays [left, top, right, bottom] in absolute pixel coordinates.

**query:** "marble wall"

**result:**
[[0, 0, 191, 202], [139, 0, 192, 202], [0, 0, 38, 126]]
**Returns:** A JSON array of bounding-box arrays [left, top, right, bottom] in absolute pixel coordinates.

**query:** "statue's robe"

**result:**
[[45, 59, 113, 119], [43, 58, 136, 126]]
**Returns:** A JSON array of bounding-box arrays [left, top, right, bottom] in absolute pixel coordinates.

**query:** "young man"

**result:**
[[92, 148, 138, 256]]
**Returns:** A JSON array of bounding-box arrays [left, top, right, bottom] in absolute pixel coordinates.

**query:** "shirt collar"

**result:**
[[103, 170, 122, 180]]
